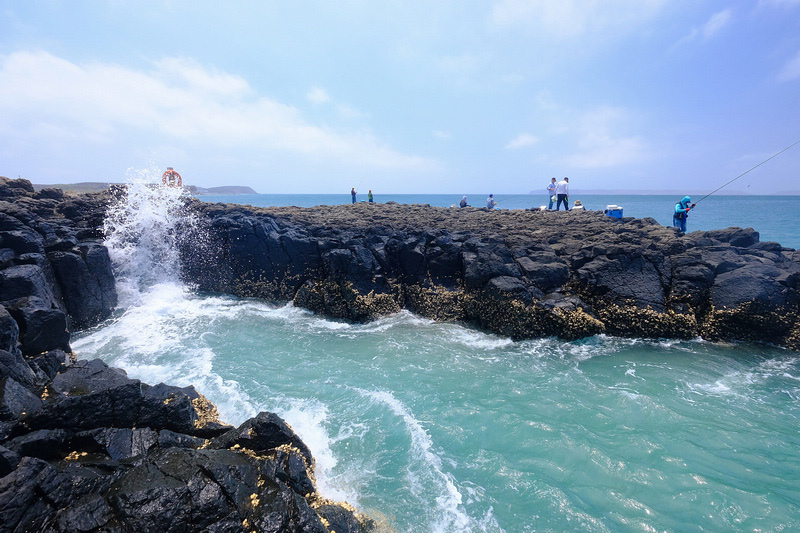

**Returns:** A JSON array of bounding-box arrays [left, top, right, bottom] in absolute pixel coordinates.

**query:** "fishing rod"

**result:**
[[695, 138, 800, 204]]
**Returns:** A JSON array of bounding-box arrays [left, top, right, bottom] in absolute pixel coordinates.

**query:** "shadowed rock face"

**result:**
[[181, 200, 800, 349], [0, 177, 117, 358], [0, 179, 374, 532]]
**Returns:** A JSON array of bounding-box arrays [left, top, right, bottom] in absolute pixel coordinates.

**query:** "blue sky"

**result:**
[[1, 0, 799, 194]]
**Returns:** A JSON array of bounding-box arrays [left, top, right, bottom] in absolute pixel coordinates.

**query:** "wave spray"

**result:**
[[102, 167, 197, 306]]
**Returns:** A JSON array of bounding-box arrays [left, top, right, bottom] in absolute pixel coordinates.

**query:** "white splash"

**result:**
[[355, 387, 500, 532], [103, 168, 196, 307]]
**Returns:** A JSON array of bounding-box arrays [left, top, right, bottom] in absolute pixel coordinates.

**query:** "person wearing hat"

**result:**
[[486, 194, 497, 209], [368, 189, 374, 203], [459, 195, 469, 208], [555, 177, 569, 210], [571, 199, 585, 210], [672, 196, 696, 232]]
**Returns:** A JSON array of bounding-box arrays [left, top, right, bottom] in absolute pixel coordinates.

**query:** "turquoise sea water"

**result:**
[[72, 183, 800, 532], [198, 193, 800, 250]]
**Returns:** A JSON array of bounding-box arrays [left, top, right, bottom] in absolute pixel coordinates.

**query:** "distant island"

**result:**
[[29, 181, 259, 195]]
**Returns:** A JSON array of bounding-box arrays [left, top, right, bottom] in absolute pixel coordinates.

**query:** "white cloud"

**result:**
[[561, 106, 649, 168], [307, 87, 331, 104], [675, 9, 733, 47], [777, 49, 800, 82], [433, 130, 452, 140], [701, 9, 733, 38], [336, 103, 367, 120], [0, 51, 435, 172], [491, 0, 667, 38], [505, 133, 539, 149]]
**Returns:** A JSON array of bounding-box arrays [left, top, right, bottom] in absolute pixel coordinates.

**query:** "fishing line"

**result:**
[[696, 138, 800, 204], [493, 193, 530, 203]]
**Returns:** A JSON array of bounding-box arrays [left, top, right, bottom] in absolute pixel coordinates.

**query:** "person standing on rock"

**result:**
[[368, 189, 374, 203], [547, 177, 557, 209], [672, 196, 696, 232], [555, 177, 569, 210], [351, 187, 357, 204], [486, 194, 497, 209]]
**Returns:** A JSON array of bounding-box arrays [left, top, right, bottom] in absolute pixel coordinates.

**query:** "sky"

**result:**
[[1, 0, 799, 194]]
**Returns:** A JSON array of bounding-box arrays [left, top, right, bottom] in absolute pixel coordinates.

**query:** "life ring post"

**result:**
[[161, 167, 183, 188]]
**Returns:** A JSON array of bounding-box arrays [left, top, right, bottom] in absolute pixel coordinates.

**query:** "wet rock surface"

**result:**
[[183, 199, 800, 349], [0, 179, 374, 533], [2, 176, 799, 530]]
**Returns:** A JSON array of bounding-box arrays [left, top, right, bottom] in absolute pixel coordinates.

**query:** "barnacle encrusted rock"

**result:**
[[180, 199, 800, 348]]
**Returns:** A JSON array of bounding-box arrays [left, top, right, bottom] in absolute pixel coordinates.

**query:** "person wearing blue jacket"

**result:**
[[672, 196, 696, 232]]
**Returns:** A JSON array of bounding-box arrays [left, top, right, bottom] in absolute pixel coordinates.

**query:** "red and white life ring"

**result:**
[[161, 167, 182, 188]]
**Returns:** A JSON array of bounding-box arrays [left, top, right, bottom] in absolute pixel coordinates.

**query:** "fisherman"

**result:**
[[486, 194, 497, 209], [555, 177, 569, 211], [460, 195, 469, 208], [368, 189, 374, 203], [351, 187, 357, 204], [672, 196, 696, 232], [546, 177, 557, 210], [571, 199, 585, 210]]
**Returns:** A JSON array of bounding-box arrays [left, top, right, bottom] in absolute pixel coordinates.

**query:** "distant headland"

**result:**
[[29, 181, 259, 195]]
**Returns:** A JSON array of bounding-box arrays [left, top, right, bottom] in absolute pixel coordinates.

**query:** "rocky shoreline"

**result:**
[[2, 176, 799, 531], [183, 196, 800, 349], [0, 178, 374, 532]]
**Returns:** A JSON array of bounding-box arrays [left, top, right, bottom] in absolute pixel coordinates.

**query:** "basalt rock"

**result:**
[[0, 354, 373, 532], [0, 178, 117, 355], [0, 179, 373, 532], [180, 200, 800, 348]]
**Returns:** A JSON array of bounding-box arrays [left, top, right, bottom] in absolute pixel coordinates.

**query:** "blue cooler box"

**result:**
[[605, 205, 623, 218]]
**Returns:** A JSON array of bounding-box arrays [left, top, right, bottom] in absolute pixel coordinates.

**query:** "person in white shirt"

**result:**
[[555, 177, 569, 211]]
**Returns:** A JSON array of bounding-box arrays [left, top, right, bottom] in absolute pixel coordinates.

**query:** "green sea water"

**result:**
[[71, 180, 800, 532]]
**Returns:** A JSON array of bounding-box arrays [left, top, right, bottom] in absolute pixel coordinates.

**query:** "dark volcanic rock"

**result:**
[[49, 243, 117, 328], [0, 355, 371, 532], [3, 177, 799, 531], [180, 200, 800, 348], [7, 297, 70, 356], [0, 186, 117, 354], [0, 181, 374, 532], [211, 411, 314, 465]]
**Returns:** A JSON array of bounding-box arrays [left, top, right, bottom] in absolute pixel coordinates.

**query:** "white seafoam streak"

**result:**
[[74, 174, 363, 506]]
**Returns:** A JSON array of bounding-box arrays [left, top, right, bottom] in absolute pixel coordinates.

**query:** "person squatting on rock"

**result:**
[[460, 195, 469, 208], [555, 177, 569, 211], [486, 194, 497, 209], [571, 199, 585, 210], [672, 195, 695, 232], [547, 177, 557, 210]]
